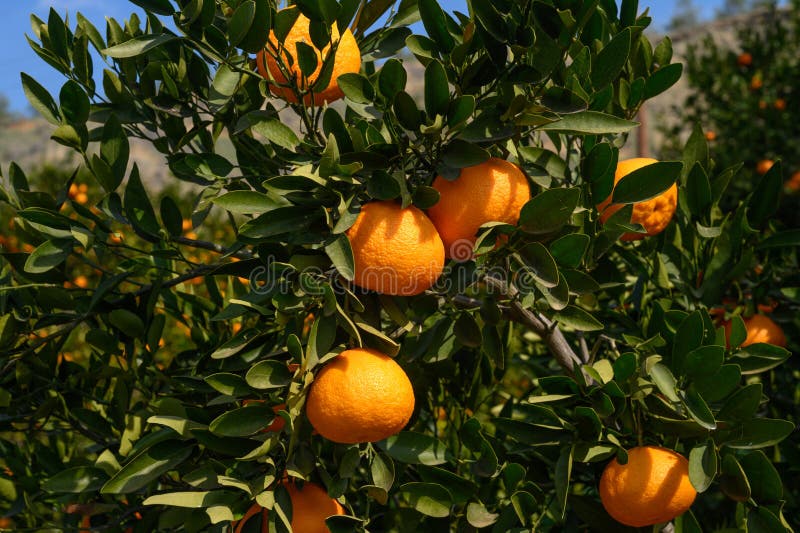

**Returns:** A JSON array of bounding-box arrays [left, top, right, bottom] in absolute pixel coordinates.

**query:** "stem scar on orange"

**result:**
[[600, 446, 697, 527], [596, 158, 678, 241], [255, 11, 361, 106], [346, 201, 444, 296], [306, 348, 415, 443], [427, 157, 530, 260]]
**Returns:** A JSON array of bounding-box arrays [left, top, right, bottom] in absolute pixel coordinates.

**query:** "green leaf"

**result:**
[[683, 345, 724, 379], [424, 59, 449, 118], [611, 161, 681, 204], [124, 166, 160, 238], [517, 243, 559, 287], [379, 432, 451, 465], [740, 451, 783, 504], [730, 343, 791, 375], [519, 187, 580, 235], [42, 466, 108, 493], [554, 306, 604, 331], [682, 124, 709, 180], [24, 239, 71, 274], [719, 453, 750, 502], [644, 63, 683, 98], [101, 440, 193, 494], [100, 114, 130, 190], [472, 1, 507, 42], [649, 362, 680, 403], [325, 235, 355, 281], [338, 73, 375, 104], [250, 117, 301, 151], [538, 111, 638, 135], [747, 507, 786, 533], [102, 34, 179, 58], [554, 447, 573, 519], [378, 58, 407, 100], [723, 419, 794, 449], [213, 191, 283, 215], [238, 0, 271, 52], [239, 207, 322, 240], [143, 490, 238, 508], [59, 80, 90, 125], [209, 404, 275, 437], [129, 0, 175, 15], [688, 439, 716, 493], [757, 229, 800, 249], [717, 383, 762, 422], [245, 361, 292, 390], [204, 373, 252, 397], [466, 502, 499, 528], [672, 311, 704, 374], [679, 387, 716, 430], [685, 162, 712, 217], [441, 140, 489, 169], [160, 196, 184, 236], [549, 234, 589, 268], [228, 1, 256, 46], [728, 316, 747, 349], [418, 0, 455, 51], [21, 72, 60, 125], [109, 309, 146, 338], [399, 482, 452, 518], [748, 160, 782, 227], [591, 28, 631, 89]]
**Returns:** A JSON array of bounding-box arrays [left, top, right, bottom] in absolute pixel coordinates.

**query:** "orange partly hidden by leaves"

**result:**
[[756, 159, 774, 175], [256, 12, 361, 105], [600, 446, 697, 527], [306, 348, 415, 443], [724, 314, 786, 348], [750, 74, 763, 90], [597, 158, 678, 241], [737, 52, 752, 67], [427, 157, 530, 260], [233, 481, 344, 533], [786, 171, 800, 192], [346, 201, 444, 296]]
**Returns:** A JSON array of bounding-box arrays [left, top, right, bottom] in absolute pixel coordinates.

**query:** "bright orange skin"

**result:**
[[724, 314, 786, 348], [600, 446, 697, 527], [346, 201, 444, 296], [306, 348, 415, 443], [737, 52, 752, 67], [597, 158, 678, 241], [233, 481, 345, 533], [427, 158, 530, 260], [256, 13, 361, 105], [756, 159, 774, 175], [704, 130, 716, 141]]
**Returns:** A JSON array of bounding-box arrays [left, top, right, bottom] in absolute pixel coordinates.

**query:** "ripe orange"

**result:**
[[242, 400, 287, 433], [346, 201, 444, 296], [427, 158, 530, 260], [181, 219, 192, 232], [725, 314, 786, 348], [233, 481, 344, 533], [68, 183, 79, 198], [597, 158, 678, 241], [704, 130, 716, 141], [756, 159, 774, 175], [737, 52, 752, 67], [306, 348, 415, 443], [109, 232, 123, 244], [774, 98, 787, 111], [786, 171, 800, 191], [74, 275, 89, 289], [600, 446, 697, 527], [750, 75, 762, 90], [256, 12, 361, 106], [74, 192, 88, 205]]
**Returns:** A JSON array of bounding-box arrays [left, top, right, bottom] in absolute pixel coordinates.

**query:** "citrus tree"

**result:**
[[0, 0, 797, 531]]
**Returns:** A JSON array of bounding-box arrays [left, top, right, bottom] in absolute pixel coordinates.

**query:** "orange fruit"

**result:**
[[185, 231, 198, 241], [109, 232, 123, 244], [306, 348, 415, 443], [256, 12, 361, 106], [74, 192, 88, 205], [756, 159, 774, 175], [750, 75, 762, 90], [600, 446, 697, 527], [774, 98, 787, 111], [786, 171, 800, 191], [68, 183, 79, 198], [233, 481, 344, 533], [346, 201, 444, 296], [704, 130, 716, 141], [737, 52, 752, 67], [427, 158, 530, 260], [74, 275, 89, 289], [242, 400, 287, 433], [597, 158, 678, 241], [182, 219, 192, 232], [724, 314, 786, 348]]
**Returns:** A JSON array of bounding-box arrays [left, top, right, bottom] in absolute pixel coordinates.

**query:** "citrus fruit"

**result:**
[[725, 314, 786, 348], [233, 481, 345, 533], [427, 157, 530, 260], [756, 159, 774, 175], [737, 52, 752, 67], [786, 171, 800, 192], [600, 446, 697, 527], [597, 158, 678, 241], [704, 130, 716, 141], [774, 98, 787, 111], [750, 75, 763, 90], [256, 12, 360, 105], [346, 201, 444, 296], [306, 348, 415, 443]]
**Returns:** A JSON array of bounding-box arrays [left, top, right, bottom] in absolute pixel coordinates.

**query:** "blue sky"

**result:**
[[1, 1, 717, 114]]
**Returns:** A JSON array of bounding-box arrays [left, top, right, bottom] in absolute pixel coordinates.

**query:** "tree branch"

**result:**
[[171, 236, 253, 259]]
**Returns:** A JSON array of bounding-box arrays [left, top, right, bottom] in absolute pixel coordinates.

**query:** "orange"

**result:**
[[786, 171, 800, 191], [704, 130, 716, 141], [242, 400, 287, 433], [774, 98, 787, 111], [724, 314, 786, 348], [306, 348, 415, 443], [182, 219, 192, 232], [346, 201, 444, 296], [68, 183, 79, 198], [600, 446, 697, 527], [109, 232, 123, 244], [756, 159, 774, 175], [737, 52, 752, 67], [74, 192, 88, 205], [427, 158, 530, 260], [233, 481, 344, 533], [597, 158, 678, 241], [73, 275, 89, 289], [256, 12, 361, 106], [750, 75, 762, 90]]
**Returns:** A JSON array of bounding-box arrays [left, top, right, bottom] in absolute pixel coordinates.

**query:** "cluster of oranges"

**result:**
[[68, 182, 89, 205]]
